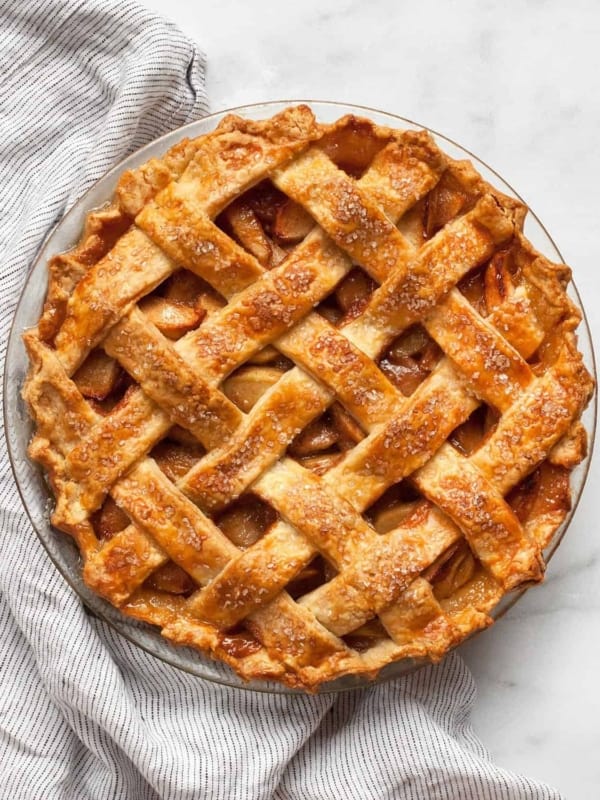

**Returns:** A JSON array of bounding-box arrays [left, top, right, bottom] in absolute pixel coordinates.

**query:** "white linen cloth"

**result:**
[[0, 1, 562, 798]]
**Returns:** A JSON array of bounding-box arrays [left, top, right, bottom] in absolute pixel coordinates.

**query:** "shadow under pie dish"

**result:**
[[13, 102, 595, 691]]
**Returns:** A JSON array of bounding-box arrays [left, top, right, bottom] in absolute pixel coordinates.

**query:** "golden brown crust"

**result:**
[[22, 106, 594, 690]]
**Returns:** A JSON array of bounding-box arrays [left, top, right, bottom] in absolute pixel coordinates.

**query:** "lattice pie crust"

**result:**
[[23, 106, 594, 689]]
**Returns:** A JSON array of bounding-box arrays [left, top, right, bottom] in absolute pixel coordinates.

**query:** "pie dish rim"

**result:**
[[6, 99, 597, 694]]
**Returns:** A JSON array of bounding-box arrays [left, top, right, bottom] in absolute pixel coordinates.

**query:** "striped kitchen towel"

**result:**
[[0, 1, 561, 798]]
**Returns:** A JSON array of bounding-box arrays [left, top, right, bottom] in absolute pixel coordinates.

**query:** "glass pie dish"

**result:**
[[5, 100, 596, 693]]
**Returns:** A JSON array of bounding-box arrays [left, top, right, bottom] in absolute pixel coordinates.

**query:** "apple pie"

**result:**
[[22, 105, 594, 689]]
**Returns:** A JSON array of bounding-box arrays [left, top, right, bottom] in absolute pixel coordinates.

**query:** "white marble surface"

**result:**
[[143, 0, 600, 795]]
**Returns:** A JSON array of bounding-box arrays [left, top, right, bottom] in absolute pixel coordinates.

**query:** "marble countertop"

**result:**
[[144, 0, 600, 795]]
